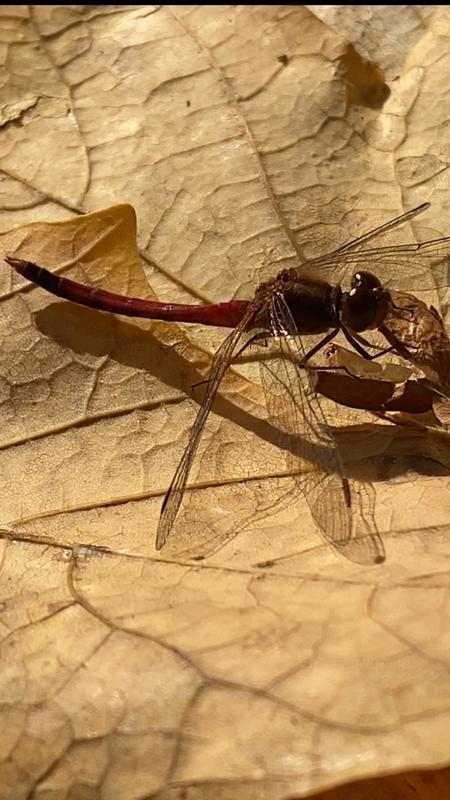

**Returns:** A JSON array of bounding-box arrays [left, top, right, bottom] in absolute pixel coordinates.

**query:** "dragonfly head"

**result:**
[[341, 271, 391, 332]]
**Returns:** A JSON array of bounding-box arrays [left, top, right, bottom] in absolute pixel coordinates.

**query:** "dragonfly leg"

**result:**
[[365, 346, 395, 361], [378, 324, 415, 361], [352, 331, 392, 353], [296, 328, 340, 366], [342, 328, 394, 361]]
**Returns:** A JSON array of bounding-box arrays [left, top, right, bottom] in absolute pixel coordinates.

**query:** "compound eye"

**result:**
[[343, 288, 378, 332], [351, 271, 382, 292], [342, 280, 391, 332]]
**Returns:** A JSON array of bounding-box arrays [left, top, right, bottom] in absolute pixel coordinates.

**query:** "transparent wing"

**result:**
[[321, 204, 430, 254], [155, 308, 255, 550], [260, 291, 385, 565], [295, 204, 450, 294], [303, 238, 450, 292]]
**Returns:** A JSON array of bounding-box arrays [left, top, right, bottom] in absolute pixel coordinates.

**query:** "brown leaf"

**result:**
[[1, 6, 450, 799], [311, 343, 447, 421]]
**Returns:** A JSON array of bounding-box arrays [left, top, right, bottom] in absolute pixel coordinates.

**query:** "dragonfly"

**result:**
[[6, 202, 450, 564]]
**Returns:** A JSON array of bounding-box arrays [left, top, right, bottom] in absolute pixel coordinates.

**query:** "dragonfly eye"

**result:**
[[342, 276, 390, 332], [342, 289, 379, 331], [350, 271, 382, 292]]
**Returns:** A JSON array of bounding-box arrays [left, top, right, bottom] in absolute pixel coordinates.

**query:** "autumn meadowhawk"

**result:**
[[6, 202, 450, 564]]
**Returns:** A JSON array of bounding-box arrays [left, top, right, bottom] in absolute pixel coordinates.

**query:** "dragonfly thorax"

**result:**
[[254, 269, 341, 335]]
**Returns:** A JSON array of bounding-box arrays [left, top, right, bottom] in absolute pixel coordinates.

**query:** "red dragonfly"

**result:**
[[6, 203, 450, 565]]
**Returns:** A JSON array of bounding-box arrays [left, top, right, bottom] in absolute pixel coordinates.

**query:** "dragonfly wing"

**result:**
[[260, 292, 385, 564], [293, 203, 450, 293], [324, 204, 430, 254], [155, 308, 255, 550], [301, 238, 450, 293]]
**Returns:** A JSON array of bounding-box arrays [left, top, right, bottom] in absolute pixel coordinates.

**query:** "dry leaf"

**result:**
[[311, 343, 449, 425], [1, 6, 450, 799]]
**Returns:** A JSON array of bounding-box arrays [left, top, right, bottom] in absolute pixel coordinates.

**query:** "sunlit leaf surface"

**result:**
[[1, 6, 450, 799]]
